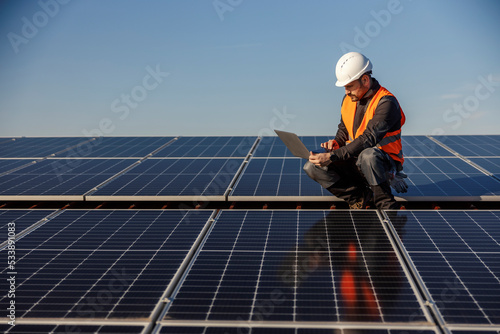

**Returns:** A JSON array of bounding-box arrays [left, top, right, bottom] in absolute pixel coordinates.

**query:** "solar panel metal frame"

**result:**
[[1, 209, 217, 329], [382, 210, 500, 332], [159, 209, 436, 331]]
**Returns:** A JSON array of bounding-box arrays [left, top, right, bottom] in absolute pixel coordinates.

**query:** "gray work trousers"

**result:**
[[303, 147, 395, 190]]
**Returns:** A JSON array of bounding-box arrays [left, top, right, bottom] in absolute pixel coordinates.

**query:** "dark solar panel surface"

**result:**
[[56, 136, 175, 158], [0, 159, 136, 197], [165, 210, 427, 323], [401, 136, 453, 157], [0, 325, 145, 334], [90, 158, 243, 198], [0, 209, 55, 241], [387, 210, 500, 325], [158, 327, 438, 334], [0, 210, 213, 319], [469, 157, 500, 179], [401, 157, 500, 197], [0, 159, 38, 174], [433, 135, 500, 156], [0, 137, 90, 158], [153, 136, 256, 157], [230, 158, 330, 199], [253, 136, 330, 158]]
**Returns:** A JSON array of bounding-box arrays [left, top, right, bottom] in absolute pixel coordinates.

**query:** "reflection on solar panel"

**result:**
[[57, 136, 176, 158], [253, 136, 330, 158], [0, 210, 213, 320], [88, 158, 243, 200], [164, 210, 430, 326], [157, 327, 439, 334], [0, 324, 145, 334], [0, 159, 38, 174], [386, 210, 500, 326], [0, 209, 55, 241], [401, 157, 500, 199], [153, 136, 257, 157], [0, 158, 137, 199], [433, 135, 500, 156], [401, 136, 453, 157], [0, 137, 90, 158], [229, 158, 332, 201]]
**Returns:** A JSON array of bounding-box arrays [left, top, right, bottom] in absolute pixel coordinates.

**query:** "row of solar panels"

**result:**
[[1, 209, 499, 333], [1, 136, 500, 202]]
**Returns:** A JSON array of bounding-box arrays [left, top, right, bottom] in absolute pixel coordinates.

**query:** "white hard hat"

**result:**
[[335, 52, 372, 87]]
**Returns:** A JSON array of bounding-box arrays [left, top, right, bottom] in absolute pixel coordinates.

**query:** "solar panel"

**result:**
[[56, 136, 176, 158], [0, 159, 39, 174], [152, 136, 257, 158], [229, 158, 332, 201], [0, 324, 146, 334], [400, 157, 500, 200], [433, 135, 500, 157], [0, 209, 214, 321], [469, 157, 500, 180], [156, 327, 439, 334], [88, 158, 244, 201], [164, 210, 431, 326], [0, 209, 55, 241], [253, 136, 330, 158], [0, 158, 137, 200], [386, 210, 500, 326], [0, 137, 91, 158], [401, 136, 453, 157]]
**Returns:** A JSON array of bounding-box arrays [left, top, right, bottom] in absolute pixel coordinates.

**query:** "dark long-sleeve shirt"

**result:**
[[331, 78, 402, 161]]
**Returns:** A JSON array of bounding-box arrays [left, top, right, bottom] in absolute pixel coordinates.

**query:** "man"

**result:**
[[304, 52, 408, 209]]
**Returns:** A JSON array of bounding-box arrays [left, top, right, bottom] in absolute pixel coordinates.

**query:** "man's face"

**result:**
[[344, 76, 369, 102]]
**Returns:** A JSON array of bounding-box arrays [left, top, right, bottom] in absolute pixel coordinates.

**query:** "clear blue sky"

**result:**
[[1, 0, 499, 137]]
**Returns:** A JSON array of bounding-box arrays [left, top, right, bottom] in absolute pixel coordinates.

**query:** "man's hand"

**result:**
[[309, 152, 332, 167], [388, 170, 408, 193], [320, 139, 339, 151]]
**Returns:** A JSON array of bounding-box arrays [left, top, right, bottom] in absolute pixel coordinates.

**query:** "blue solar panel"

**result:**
[[0, 159, 136, 198], [0, 209, 55, 241], [401, 157, 500, 198], [0, 159, 39, 174], [469, 157, 500, 180], [434, 135, 500, 156], [253, 136, 330, 158], [89, 158, 243, 200], [387, 210, 500, 325], [0, 137, 91, 158], [229, 158, 331, 200], [0, 210, 213, 320], [153, 136, 257, 157], [165, 210, 429, 324], [401, 136, 453, 157], [56, 136, 176, 158]]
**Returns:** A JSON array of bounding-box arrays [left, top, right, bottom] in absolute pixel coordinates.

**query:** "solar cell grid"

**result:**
[[89, 158, 243, 199], [387, 210, 500, 325], [401, 157, 500, 198], [56, 136, 176, 158], [0, 325, 145, 334], [0, 158, 137, 198], [401, 136, 453, 157], [0, 210, 213, 320], [0, 209, 55, 242], [158, 327, 439, 334], [165, 210, 428, 324], [469, 157, 500, 180], [433, 135, 500, 157], [153, 136, 256, 157], [0, 137, 90, 158], [229, 158, 331, 200], [0, 159, 39, 174]]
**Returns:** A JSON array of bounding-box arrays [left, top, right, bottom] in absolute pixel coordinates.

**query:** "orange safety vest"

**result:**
[[341, 86, 405, 164]]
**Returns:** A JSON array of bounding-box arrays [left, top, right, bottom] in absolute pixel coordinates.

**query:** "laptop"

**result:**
[[274, 130, 326, 159]]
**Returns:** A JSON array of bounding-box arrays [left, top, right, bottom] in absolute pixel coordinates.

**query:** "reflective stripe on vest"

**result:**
[[341, 86, 406, 164]]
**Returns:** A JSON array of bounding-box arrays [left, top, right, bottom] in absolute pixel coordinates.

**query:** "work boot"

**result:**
[[371, 182, 400, 210], [348, 187, 374, 210], [327, 184, 373, 209]]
